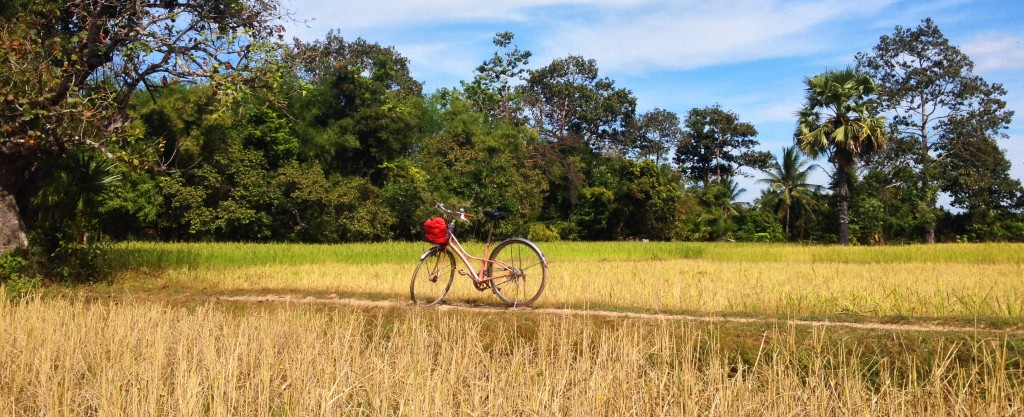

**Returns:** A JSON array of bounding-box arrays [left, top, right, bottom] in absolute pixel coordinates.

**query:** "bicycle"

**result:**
[[410, 201, 548, 307]]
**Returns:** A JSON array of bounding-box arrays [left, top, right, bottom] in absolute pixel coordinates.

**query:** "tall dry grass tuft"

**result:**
[[1, 294, 1021, 416]]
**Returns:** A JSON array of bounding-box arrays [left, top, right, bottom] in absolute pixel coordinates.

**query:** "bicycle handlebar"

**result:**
[[434, 201, 476, 221]]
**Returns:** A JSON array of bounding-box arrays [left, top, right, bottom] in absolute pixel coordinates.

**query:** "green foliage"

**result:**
[[576, 158, 683, 240], [380, 160, 432, 239], [98, 166, 162, 240], [674, 187, 710, 241], [49, 239, 111, 283], [856, 18, 1014, 242], [966, 215, 1024, 243], [632, 108, 684, 165], [848, 191, 885, 245], [735, 208, 784, 242], [527, 222, 562, 242], [855, 18, 1012, 150], [419, 92, 547, 238], [521, 55, 636, 153], [796, 67, 887, 245], [26, 151, 117, 282], [675, 105, 769, 185], [682, 178, 749, 241], [159, 142, 277, 241], [938, 132, 1024, 216], [1, 252, 41, 300], [756, 147, 822, 241], [1, 0, 286, 250], [573, 186, 615, 240], [291, 33, 425, 182], [8, 14, 1022, 260], [858, 135, 931, 243], [462, 32, 532, 124]]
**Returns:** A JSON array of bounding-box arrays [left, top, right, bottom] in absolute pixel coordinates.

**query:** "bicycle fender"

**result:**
[[420, 246, 444, 260], [499, 238, 548, 268]]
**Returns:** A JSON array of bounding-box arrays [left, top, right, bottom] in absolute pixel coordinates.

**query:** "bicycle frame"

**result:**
[[425, 202, 548, 286], [441, 231, 501, 284]]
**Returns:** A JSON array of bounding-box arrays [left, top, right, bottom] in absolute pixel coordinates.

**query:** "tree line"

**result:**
[[1, 2, 1021, 280]]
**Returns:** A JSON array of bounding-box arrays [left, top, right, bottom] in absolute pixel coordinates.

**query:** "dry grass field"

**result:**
[[1, 296, 1022, 416], [107, 242, 1024, 324], [2, 242, 1023, 415]]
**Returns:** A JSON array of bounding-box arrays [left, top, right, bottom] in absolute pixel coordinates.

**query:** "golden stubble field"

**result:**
[[133, 258, 1024, 320], [2, 242, 1023, 415], [2, 296, 1022, 416]]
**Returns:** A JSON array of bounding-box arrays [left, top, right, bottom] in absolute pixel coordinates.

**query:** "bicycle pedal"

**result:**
[[458, 269, 470, 276]]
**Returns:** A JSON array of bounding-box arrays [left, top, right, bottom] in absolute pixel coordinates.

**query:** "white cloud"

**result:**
[[962, 34, 1024, 72], [744, 99, 803, 125], [536, 0, 897, 72], [282, 0, 653, 35], [276, 0, 916, 99], [393, 40, 483, 90]]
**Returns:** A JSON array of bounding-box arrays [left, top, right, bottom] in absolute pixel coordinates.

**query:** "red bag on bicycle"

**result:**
[[423, 217, 449, 245]]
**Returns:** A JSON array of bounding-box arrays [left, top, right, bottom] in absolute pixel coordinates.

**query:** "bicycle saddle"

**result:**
[[483, 210, 508, 221]]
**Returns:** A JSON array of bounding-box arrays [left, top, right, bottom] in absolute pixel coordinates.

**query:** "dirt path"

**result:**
[[217, 294, 1024, 335]]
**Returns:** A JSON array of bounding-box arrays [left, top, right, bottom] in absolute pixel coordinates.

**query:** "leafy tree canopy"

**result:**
[[521, 55, 636, 154], [855, 17, 1014, 242], [461, 31, 532, 125], [0, 0, 285, 253], [674, 105, 770, 186], [290, 32, 425, 182]]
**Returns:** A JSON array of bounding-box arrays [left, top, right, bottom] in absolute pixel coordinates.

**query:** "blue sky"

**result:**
[[281, 0, 1024, 203]]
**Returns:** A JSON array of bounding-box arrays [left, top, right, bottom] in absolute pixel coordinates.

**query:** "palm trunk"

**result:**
[[836, 165, 850, 246], [785, 205, 790, 240]]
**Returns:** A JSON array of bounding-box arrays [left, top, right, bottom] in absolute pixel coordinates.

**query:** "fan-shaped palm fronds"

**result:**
[[796, 68, 886, 245]]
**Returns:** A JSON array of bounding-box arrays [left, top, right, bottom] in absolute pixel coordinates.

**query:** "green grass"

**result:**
[[110, 241, 1024, 269]]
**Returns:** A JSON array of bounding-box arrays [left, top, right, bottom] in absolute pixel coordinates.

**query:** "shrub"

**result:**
[[1, 253, 42, 300], [50, 239, 112, 284], [527, 222, 561, 242]]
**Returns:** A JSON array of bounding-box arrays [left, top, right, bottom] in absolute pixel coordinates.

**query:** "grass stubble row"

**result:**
[[1, 295, 1022, 416]]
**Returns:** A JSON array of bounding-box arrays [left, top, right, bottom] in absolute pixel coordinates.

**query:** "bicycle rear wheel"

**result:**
[[410, 247, 456, 305], [486, 238, 546, 307]]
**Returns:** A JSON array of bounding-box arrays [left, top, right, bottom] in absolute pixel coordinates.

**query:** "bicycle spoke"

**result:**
[[410, 248, 455, 305], [518, 260, 543, 271], [487, 239, 546, 307]]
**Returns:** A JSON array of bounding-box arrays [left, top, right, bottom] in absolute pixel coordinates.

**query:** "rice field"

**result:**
[[107, 241, 1024, 324], [4, 241, 1023, 415], [1, 295, 1022, 416], [109, 241, 1024, 268]]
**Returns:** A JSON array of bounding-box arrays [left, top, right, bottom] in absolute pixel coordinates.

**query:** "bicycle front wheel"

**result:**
[[486, 238, 546, 307], [410, 247, 456, 305]]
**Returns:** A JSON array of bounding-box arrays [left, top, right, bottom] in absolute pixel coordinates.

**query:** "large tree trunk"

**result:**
[[836, 165, 850, 246], [0, 183, 28, 253], [921, 120, 936, 244], [922, 160, 936, 244], [1, 143, 36, 254]]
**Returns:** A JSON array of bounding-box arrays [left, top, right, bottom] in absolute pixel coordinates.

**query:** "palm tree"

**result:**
[[700, 176, 746, 240], [796, 68, 887, 245], [757, 146, 822, 240]]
